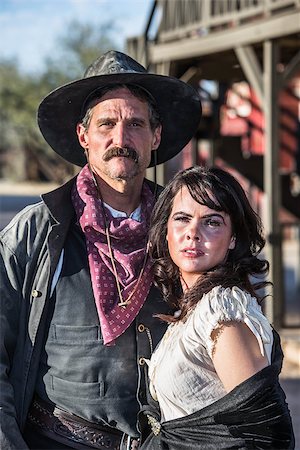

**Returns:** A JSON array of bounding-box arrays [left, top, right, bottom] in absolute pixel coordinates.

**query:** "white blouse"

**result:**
[[147, 286, 273, 422]]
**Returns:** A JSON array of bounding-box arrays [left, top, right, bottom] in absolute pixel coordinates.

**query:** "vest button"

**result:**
[[138, 357, 146, 366], [32, 289, 42, 298], [138, 324, 145, 332]]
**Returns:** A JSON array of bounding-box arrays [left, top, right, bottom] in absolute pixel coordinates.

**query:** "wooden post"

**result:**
[[263, 40, 283, 328], [146, 59, 171, 186]]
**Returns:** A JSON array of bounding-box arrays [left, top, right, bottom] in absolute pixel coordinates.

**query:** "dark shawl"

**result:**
[[139, 330, 295, 449]]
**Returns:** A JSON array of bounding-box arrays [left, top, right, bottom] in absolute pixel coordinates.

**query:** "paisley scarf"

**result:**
[[72, 164, 154, 345]]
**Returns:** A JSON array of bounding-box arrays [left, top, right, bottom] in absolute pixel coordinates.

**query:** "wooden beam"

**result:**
[[155, 60, 171, 76], [147, 59, 171, 187], [149, 12, 300, 63], [263, 40, 283, 328], [281, 49, 300, 85], [234, 46, 264, 106], [179, 66, 201, 83]]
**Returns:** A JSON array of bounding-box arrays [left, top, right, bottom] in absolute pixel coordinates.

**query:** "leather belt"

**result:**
[[27, 396, 139, 450]]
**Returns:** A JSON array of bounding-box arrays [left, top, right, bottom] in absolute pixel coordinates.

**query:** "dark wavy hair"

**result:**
[[149, 166, 270, 322]]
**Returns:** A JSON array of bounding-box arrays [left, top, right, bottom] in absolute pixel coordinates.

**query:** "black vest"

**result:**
[[36, 223, 169, 436]]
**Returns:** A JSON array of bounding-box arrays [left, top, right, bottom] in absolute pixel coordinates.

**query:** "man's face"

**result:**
[[77, 87, 161, 182]]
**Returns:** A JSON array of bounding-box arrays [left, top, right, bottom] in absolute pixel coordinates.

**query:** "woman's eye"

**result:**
[[174, 215, 189, 222], [205, 218, 222, 227]]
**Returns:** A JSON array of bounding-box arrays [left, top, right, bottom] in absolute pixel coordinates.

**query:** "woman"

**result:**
[[140, 166, 294, 449]]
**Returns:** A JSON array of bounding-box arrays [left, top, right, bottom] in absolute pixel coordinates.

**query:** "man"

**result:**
[[0, 50, 201, 449]]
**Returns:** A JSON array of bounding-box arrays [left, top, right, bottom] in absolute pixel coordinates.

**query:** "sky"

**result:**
[[1, 0, 154, 75]]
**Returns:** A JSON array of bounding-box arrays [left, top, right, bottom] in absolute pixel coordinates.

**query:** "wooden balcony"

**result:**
[[127, 0, 300, 82], [153, 0, 299, 42]]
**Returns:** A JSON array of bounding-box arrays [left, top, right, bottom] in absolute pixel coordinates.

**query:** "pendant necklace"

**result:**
[[88, 162, 150, 309]]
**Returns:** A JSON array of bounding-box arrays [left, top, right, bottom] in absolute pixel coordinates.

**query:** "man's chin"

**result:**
[[113, 170, 139, 181], [108, 159, 140, 180]]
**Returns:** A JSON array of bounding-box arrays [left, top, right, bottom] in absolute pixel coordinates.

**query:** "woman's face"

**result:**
[[166, 186, 235, 288]]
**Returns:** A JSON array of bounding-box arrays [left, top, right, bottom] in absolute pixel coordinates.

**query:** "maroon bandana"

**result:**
[[72, 165, 154, 345]]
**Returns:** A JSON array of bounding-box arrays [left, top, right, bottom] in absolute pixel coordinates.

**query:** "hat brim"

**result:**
[[38, 72, 202, 167]]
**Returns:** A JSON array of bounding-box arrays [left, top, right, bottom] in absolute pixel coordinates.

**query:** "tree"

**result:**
[[0, 20, 118, 182], [0, 60, 45, 180], [42, 20, 118, 89]]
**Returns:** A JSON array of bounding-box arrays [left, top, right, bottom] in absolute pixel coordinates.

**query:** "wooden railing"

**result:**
[[126, 0, 300, 64], [155, 0, 300, 42]]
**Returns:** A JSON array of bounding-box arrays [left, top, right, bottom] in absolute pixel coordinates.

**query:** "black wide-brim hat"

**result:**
[[38, 50, 202, 167]]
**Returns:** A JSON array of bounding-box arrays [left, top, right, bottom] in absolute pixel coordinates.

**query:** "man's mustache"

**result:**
[[103, 147, 139, 163]]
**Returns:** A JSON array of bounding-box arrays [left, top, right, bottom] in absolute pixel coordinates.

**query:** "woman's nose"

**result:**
[[187, 234, 200, 241], [186, 224, 200, 241]]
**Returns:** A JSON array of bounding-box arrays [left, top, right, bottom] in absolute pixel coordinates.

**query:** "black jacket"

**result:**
[[0, 176, 168, 449]]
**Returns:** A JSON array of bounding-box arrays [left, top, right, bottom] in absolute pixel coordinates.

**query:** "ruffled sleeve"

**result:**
[[191, 286, 273, 363]]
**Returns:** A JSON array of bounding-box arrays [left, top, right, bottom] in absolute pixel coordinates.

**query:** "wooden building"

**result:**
[[126, 0, 300, 329]]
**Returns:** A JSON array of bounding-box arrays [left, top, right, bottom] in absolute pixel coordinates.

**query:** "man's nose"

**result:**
[[113, 123, 127, 147]]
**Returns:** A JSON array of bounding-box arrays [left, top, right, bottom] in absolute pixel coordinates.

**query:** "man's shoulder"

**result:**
[[1, 200, 48, 232], [0, 177, 76, 252], [0, 201, 49, 248]]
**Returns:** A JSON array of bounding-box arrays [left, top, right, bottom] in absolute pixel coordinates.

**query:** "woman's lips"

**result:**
[[181, 247, 204, 257]]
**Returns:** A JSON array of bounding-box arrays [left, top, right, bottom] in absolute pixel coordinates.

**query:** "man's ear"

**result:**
[[151, 124, 162, 151], [76, 123, 89, 149]]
